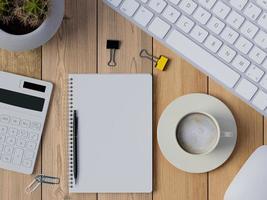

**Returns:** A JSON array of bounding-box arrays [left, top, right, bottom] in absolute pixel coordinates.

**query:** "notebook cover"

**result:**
[[68, 74, 152, 193]]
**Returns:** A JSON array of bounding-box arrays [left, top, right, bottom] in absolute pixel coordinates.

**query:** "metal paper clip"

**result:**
[[25, 174, 60, 194], [140, 49, 169, 71]]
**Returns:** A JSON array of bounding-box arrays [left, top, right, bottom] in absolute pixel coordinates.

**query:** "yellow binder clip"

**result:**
[[140, 49, 169, 71]]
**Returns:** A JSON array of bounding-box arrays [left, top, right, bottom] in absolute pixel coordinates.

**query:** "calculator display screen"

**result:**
[[0, 88, 45, 112]]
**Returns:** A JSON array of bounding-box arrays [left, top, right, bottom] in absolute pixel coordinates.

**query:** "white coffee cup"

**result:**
[[176, 112, 233, 155]]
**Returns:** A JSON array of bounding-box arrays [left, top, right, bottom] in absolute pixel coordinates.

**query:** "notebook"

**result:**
[[68, 74, 152, 193]]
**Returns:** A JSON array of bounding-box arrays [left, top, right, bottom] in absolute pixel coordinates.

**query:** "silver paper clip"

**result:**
[[25, 174, 60, 194]]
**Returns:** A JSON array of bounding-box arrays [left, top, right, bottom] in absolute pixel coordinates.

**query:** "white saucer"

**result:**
[[157, 93, 237, 173]]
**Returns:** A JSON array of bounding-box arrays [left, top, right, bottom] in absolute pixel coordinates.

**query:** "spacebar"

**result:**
[[165, 30, 240, 88]]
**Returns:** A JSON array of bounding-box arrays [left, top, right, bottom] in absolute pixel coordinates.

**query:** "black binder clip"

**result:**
[[106, 40, 120, 67]]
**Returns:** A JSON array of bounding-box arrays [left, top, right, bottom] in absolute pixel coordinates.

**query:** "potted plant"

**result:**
[[0, 0, 64, 51]]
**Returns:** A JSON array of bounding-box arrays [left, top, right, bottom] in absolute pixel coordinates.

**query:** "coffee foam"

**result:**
[[176, 113, 218, 154]]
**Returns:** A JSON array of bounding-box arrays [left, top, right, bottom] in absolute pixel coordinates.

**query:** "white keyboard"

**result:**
[[103, 0, 267, 116]]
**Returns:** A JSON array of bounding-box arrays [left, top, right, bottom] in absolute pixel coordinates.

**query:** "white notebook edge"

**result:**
[[68, 73, 153, 193]]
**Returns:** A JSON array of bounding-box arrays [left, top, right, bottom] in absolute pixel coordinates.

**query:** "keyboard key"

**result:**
[[0, 125, 7, 134], [246, 65, 264, 82], [252, 91, 267, 110], [199, 0, 216, 9], [263, 59, 267, 70], [0, 144, 3, 153], [166, 30, 240, 88], [257, 13, 267, 30], [260, 74, 267, 89], [193, 6, 211, 25], [256, 0, 267, 10], [162, 5, 180, 23], [134, 6, 154, 27], [11, 117, 20, 126], [2, 154, 11, 163], [176, 15, 194, 33], [249, 46, 266, 64], [8, 128, 18, 136], [21, 120, 30, 128], [218, 45, 236, 63], [26, 142, 36, 150], [148, 0, 167, 13], [220, 27, 239, 44], [240, 21, 259, 39], [190, 25, 208, 43], [213, 1, 231, 19], [0, 115, 10, 124], [207, 16, 225, 34], [232, 55, 250, 72], [244, 3, 262, 21], [179, 0, 197, 15], [22, 159, 32, 168], [6, 137, 16, 146], [204, 35, 222, 53], [24, 151, 34, 159], [16, 139, 26, 148], [229, 0, 248, 10], [236, 79, 258, 100], [4, 146, 13, 154], [106, 0, 122, 7], [254, 30, 267, 49], [226, 11, 245, 29], [234, 36, 253, 54], [13, 148, 23, 165], [148, 17, 171, 38], [120, 0, 139, 16], [169, 0, 181, 5]]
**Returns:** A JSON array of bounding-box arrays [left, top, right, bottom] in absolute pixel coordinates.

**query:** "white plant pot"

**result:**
[[0, 0, 64, 51]]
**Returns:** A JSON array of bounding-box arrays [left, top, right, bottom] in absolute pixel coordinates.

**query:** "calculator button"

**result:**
[[20, 130, 28, 138], [2, 154, 11, 163], [6, 137, 16, 146], [8, 128, 18, 136], [16, 139, 26, 148], [0, 135, 6, 144], [21, 120, 30, 128], [24, 151, 34, 159], [4, 146, 13, 154], [22, 159, 32, 168], [11, 117, 20, 126], [30, 122, 41, 131], [13, 148, 23, 165], [28, 132, 38, 141], [0, 144, 3, 153], [0, 115, 10, 124], [26, 142, 36, 150], [0, 125, 7, 134]]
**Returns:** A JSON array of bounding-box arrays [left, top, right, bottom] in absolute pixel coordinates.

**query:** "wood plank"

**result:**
[[0, 49, 41, 200], [41, 0, 97, 199], [97, 1, 152, 200], [208, 81, 263, 200], [153, 41, 208, 200], [265, 119, 267, 144]]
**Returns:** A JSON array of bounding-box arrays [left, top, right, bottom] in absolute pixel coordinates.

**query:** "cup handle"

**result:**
[[221, 131, 233, 137]]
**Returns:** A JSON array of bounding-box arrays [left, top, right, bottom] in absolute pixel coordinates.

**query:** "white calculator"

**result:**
[[0, 71, 53, 174]]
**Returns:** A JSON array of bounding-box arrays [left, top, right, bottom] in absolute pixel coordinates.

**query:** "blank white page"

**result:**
[[69, 74, 152, 193]]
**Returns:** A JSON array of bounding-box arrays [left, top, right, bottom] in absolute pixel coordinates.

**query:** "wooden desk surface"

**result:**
[[0, 1, 266, 200]]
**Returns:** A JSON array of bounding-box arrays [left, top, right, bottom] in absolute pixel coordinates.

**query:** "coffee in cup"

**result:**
[[176, 112, 232, 155]]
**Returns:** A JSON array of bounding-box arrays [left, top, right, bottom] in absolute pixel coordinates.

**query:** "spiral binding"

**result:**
[[68, 77, 74, 188]]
